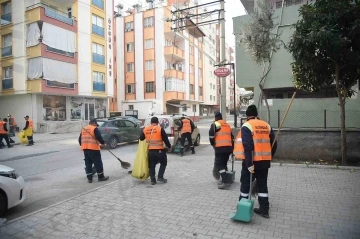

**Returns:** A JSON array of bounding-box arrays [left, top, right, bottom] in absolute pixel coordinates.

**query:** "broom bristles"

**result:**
[[212, 165, 220, 180], [121, 161, 131, 170], [251, 179, 258, 197]]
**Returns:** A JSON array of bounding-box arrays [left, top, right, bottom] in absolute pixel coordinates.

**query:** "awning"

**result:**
[[166, 103, 186, 108]]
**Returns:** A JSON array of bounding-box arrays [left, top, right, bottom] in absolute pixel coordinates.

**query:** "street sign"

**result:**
[[214, 67, 230, 77]]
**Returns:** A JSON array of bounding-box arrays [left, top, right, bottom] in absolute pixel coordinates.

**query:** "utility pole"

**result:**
[[219, 0, 226, 121]]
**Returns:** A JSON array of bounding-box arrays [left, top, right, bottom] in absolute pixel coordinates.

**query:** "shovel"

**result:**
[[229, 172, 254, 222]]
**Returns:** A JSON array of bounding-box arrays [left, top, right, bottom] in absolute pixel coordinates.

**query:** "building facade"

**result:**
[[234, 0, 360, 128], [0, 0, 114, 133], [115, 0, 209, 121]]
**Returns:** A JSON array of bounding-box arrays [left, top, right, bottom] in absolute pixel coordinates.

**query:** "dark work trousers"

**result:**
[[148, 149, 167, 182], [0, 134, 10, 147], [215, 152, 232, 183], [180, 132, 193, 148], [84, 149, 105, 180], [239, 161, 269, 212]]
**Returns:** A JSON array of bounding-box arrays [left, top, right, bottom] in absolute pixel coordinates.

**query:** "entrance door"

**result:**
[[84, 103, 95, 120]]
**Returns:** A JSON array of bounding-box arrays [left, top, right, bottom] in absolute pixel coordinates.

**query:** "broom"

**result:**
[[251, 92, 296, 197], [82, 127, 131, 170]]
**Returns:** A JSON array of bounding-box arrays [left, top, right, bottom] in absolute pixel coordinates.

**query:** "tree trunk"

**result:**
[[335, 64, 347, 164], [259, 84, 271, 122]]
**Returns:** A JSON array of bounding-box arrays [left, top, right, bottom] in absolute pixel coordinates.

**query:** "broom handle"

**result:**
[[272, 91, 296, 148], [249, 173, 252, 200]]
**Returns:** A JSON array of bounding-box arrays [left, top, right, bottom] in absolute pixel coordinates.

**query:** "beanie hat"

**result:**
[[215, 112, 222, 119], [246, 105, 258, 117]]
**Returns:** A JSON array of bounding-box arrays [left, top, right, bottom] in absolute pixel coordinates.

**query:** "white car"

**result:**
[[0, 165, 26, 217]]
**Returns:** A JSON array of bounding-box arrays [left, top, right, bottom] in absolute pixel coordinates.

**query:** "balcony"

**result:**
[[164, 46, 185, 61], [93, 82, 105, 92], [92, 0, 104, 9], [92, 24, 104, 37], [46, 46, 74, 57], [45, 7, 74, 25], [164, 69, 184, 80], [2, 78, 13, 90], [93, 53, 105, 64], [1, 46, 12, 57], [1, 13, 11, 25]]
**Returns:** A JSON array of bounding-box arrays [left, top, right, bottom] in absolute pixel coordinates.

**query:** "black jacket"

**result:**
[[78, 127, 105, 146], [241, 117, 277, 170], [23, 120, 29, 130], [208, 120, 234, 153], [140, 125, 171, 149], [178, 118, 195, 133]]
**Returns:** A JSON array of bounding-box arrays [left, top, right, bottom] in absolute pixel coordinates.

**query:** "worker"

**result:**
[[23, 115, 34, 146], [234, 105, 277, 218], [178, 116, 195, 156], [7, 114, 16, 143], [209, 112, 234, 190], [140, 116, 172, 185], [79, 119, 109, 183], [0, 118, 13, 148]]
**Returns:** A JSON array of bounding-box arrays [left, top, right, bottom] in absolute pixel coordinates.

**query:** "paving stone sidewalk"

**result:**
[[1, 145, 360, 239]]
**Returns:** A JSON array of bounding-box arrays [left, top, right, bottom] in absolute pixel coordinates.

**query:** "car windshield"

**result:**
[[97, 121, 106, 127]]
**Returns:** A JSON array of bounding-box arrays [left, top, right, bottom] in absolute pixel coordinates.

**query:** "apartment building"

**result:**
[[234, 0, 359, 128], [0, 0, 114, 133], [115, 0, 208, 121]]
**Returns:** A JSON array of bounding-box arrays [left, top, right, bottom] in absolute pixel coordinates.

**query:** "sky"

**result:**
[[223, 0, 247, 49]]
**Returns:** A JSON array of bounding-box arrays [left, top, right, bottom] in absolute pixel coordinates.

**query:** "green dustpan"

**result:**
[[229, 173, 254, 222]]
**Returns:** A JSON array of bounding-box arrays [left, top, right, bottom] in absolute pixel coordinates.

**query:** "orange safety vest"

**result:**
[[0, 121, 6, 134], [181, 118, 192, 134], [9, 117, 17, 126], [214, 120, 232, 147], [80, 125, 100, 151], [144, 125, 164, 150], [234, 119, 272, 161], [27, 119, 34, 129]]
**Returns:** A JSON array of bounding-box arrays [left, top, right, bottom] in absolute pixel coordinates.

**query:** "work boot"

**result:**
[[218, 183, 230, 190], [88, 179, 93, 183], [157, 178, 167, 183], [7, 145, 13, 148], [217, 179, 223, 185], [9, 138, 15, 143], [151, 178, 156, 185], [98, 176, 109, 182], [191, 147, 195, 154], [180, 148, 184, 157], [254, 208, 269, 218], [26, 143, 32, 146]]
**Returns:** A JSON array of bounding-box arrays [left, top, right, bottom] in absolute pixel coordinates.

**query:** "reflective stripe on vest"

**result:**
[[0, 122, 6, 134], [144, 125, 164, 150], [80, 125, 100, 151], [181, 119, 192, 134], [214, 120, 232, 147], [234, 119, 272, 161]]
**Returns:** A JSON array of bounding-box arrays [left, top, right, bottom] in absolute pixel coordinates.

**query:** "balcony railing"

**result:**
[[2, 78, 13, 90], [1, 13, 11, 25], [93, 53, 105, 64], [1, 46, 12, 57], [45, 7, 74, 25], [46, 80, 75, 89], [92, 0, 104, 9], [93, 82, 105, 92], [46, 46, 74, 57], [92, 24, 104, 37]]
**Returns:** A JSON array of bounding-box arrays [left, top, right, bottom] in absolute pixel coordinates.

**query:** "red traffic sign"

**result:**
[[214, 67, 230, 77]]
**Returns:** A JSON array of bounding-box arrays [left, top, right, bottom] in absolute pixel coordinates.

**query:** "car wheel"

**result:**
[[0, 193, 7, 217], [108, 136, 118, 149], [194, 135, 200, 146]]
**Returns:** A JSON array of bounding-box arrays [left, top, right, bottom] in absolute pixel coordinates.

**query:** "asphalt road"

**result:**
[[1, 118, 228, 221]]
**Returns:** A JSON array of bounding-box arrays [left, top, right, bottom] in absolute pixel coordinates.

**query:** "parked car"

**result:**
[[0, 165, 26, 217], [143, 115, 201, 151], [119, 116, 143, 127], [97, 117, 143, 149]]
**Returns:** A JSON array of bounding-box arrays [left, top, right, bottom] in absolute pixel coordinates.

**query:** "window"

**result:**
[[1, 2, 11, 25], [128, 105, 134, 110], [199, 86, 203, 96], [125, 21, 134, 31], [213, 85, 215, 90], [2, 66, 13, 89], [193, 105, 196, 112], [210, 95, 212, 101], [145, 39, 154, 49], [126, 84, 135, 93], [145, 60, 154, 70], [126, 63, 134, 72], [209, 71, 213, 77], [146, 82, 154, 92], [165, 38, 173, 46], [124, 120, 135, 127], [92, 14, 104, 37], [93, 71, 105, 91], [190, 46, 194, 55], [126, 43, 134, 52], [144, 17, 154, 27], [190, 84, 194, 94], [1, 34, 12, 57], [165, 78, 185, 92], [92, 0, 104, 9], [92, 43, 104, 64], [190, 64, 194, 74]]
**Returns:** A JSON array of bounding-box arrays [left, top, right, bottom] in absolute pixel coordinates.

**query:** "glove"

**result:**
[[248, 165, 254, 174]]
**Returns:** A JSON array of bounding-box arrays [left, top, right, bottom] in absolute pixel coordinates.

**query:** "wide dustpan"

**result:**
[[229, 173, 254, 222]]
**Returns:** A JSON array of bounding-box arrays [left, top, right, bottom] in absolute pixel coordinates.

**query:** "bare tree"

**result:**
[[236, 0, 282, 122]]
